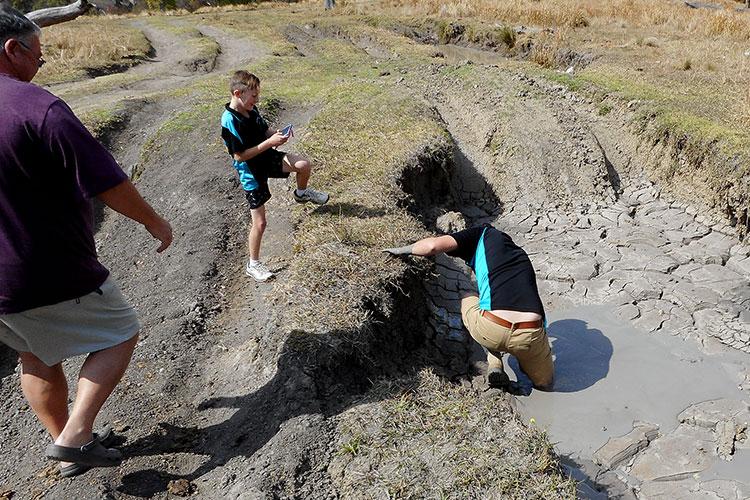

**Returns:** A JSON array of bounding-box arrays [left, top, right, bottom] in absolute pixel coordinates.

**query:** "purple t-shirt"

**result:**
[[0, 74, 127, 314]]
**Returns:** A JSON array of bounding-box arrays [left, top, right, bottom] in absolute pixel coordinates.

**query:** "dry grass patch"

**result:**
[[276, 80, 447, 332], [330, 0, 750, 39], [331, 369, 576, 499], [36, 17, 151, 85]]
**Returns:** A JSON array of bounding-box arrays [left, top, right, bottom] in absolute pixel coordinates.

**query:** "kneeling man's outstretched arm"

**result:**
[[384, 235, 458, 257]]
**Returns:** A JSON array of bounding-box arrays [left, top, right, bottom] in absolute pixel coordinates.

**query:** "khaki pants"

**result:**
[[461, 295, 554, 388]]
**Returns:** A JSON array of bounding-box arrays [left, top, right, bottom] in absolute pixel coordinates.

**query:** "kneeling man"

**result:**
[[386, 224, 554, 391]]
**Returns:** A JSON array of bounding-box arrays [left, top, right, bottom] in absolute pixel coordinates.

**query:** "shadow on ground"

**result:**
[[117, 323, 450, 496], [0, 344, 17, 379]]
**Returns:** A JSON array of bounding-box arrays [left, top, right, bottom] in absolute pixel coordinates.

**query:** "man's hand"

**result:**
[[98, 180, 173, 253], [145, 216, 173, 253], [383, 245, 414, 256], [267, 131, 289, 148]]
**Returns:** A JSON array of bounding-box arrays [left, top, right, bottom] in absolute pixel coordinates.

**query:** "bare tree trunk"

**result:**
[[324, 0, 335, 10], [25, 0, 93, 28]]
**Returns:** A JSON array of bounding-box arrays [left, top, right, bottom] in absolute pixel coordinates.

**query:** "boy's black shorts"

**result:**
[[244, 151, 290, 209]]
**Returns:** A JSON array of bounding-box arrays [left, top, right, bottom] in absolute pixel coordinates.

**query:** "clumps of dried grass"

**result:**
[[327, 0, 750, 39], [330, 368, 577, 499], [529, 30, 569, 68], [271, 81, 449, 333], [36, 18, 152, 84]]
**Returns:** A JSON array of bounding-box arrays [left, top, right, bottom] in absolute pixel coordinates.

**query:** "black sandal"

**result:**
[[46, 439, 122, 468]]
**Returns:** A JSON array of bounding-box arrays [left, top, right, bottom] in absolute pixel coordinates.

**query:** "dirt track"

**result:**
[[0, 10, 748, 499]]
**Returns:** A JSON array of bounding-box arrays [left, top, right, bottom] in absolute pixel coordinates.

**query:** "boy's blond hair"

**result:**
[[230, 70, 260, 94]]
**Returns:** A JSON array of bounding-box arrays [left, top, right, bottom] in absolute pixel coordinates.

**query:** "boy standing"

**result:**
[[221, 71, 329, 282]]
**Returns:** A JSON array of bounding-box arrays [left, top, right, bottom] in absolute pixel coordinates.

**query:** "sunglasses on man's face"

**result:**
[[17, 39, 45, 68]]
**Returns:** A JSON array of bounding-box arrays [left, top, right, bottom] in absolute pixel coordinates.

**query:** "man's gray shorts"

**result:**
[[0, 277, 140, 367]]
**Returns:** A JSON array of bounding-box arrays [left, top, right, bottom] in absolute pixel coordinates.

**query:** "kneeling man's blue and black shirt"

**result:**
[[448, 225, 545, 316], [221, 104, 273, 191]]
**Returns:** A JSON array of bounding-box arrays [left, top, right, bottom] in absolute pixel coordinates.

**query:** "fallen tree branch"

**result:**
[[683, 0, 722, 9], [25, 0, 93, 28]]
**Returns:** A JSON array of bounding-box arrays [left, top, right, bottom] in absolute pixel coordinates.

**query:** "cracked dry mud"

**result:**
[[0, 13, 748, 500]]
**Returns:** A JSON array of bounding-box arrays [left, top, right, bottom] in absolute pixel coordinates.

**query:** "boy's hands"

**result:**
[[267, 131, 289, 148]]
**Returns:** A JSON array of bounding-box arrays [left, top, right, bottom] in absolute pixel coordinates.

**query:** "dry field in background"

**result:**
[[332, 0, 750, 37], [308, 0, 749, 143], [36, 17, 151, 85]]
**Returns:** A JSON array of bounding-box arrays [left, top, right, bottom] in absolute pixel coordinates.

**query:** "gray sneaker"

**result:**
[[245, 261, 273, 282], [294, 188, 329, 205]]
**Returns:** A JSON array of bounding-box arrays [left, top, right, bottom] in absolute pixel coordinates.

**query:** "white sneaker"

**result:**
[[245, 261, 273, 282], [294, 188, 329, 205]]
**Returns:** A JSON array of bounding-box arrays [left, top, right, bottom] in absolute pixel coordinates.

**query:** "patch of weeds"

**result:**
[[330, 369, 576, 499], [136, 93, 225, 181], [577, 66, 663, 101], [598, 103, 613, 116], [498, 25, 516, 48], [79, 102, 130, 139], [438, 63, 477, 82], [437, 20, 465, 44], [272, 80, 447, 332], [338, 434, 366, 456], [56, 72, 148, 101], [544, 71, 584, 92], [528, 31, 569, 68]]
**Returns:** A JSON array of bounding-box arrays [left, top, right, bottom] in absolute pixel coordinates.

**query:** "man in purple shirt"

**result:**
[[0, 6, 173, 476]]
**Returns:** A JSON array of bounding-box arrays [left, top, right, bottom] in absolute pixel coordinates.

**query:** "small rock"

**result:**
[[436, 211, 466, 234], [716, 419, 736, 461], [593, 422, 659, 470], [167, 479, 196, 497]]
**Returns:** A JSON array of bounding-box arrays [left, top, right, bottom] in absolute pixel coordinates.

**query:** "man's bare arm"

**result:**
[[384, 235, 458, 257], [97, 179, 173, 253]]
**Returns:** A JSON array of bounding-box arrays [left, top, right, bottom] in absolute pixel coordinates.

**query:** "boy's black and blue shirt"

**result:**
[[448, 225, 545, 316], [221, 104, 270, 191]]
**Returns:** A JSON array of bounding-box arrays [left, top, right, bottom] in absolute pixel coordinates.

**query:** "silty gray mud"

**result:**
[[409, 56, 750, 498]]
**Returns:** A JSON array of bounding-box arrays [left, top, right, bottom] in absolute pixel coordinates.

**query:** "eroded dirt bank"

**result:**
[[0, 7, 749, 500]]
